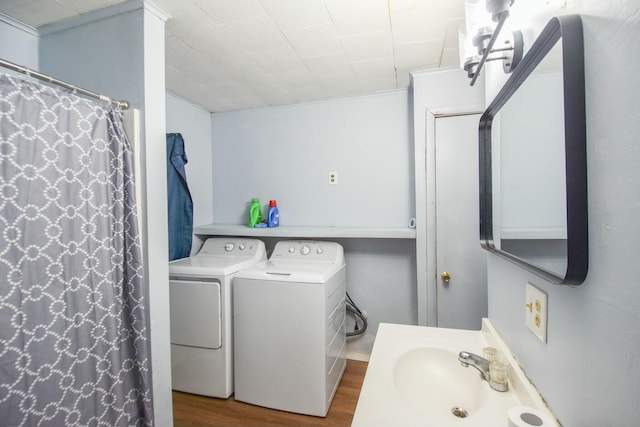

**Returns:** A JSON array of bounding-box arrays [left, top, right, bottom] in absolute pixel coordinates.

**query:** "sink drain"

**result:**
[[451, 407, 469, 418]]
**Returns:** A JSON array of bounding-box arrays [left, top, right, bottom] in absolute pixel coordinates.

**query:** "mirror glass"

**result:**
[[493, 40, 566, 276], [479, 15, 588, 285]]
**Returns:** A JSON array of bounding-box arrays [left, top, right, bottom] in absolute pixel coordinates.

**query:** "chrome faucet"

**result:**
[[458, 351, 508, 392], [458, 351, 490, 380]]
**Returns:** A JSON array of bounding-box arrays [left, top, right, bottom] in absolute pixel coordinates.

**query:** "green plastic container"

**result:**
[[248, 198, 262, 227]]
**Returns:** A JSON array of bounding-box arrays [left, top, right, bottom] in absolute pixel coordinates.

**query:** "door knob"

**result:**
[[441, 271, 451, 282]]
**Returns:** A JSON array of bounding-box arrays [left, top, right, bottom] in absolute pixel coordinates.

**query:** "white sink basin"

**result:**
[[393, 347, 487, 422], [351, 319, 558, 427]]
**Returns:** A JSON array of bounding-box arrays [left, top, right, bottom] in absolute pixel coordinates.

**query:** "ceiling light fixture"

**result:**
[[459, 0, 523, 86]]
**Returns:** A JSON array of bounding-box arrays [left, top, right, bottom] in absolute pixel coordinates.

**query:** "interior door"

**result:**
[[435, 113, 487, 330]]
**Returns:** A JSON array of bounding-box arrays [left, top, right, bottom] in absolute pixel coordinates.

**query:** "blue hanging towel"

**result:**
[[167, 133, 193, 260]]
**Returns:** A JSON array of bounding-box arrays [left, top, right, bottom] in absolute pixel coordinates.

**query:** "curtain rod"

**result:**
[[0, 58, 129, 110]]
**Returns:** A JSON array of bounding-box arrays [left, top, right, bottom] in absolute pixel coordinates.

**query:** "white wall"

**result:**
[[484, 1, 640, 426], [210, 91, 416, 358], [0, 14, 38, 68], [37, 3, 174, 425], [211, 90, 413, 227], [38, 8, 144, 109], [140, 10, 173, 425], [166, 91, 214, 254], [339, 238, 416, 359]]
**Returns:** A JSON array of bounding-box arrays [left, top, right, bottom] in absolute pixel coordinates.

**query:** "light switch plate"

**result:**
[[525, 282, 547, 343]]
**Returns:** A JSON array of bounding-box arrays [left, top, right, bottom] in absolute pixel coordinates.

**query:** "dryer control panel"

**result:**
[[270, 240, 343, 263], [198, 238, 264, 257]]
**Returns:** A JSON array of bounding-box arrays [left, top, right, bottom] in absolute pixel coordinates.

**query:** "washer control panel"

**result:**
[[271, 240, 342, 262]]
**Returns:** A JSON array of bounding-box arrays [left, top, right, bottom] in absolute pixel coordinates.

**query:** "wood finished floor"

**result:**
[[172, 359, 368, 427]]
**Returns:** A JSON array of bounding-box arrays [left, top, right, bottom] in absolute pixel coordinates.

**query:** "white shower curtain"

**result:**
[[0, 73, 152, 426]]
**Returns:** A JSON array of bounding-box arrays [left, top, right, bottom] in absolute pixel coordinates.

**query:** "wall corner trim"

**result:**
[[143, 0, 171, 22]]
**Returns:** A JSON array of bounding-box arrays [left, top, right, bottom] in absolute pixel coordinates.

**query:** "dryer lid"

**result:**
[[168, 237, 267, 277], [169, 256, 267, 276]]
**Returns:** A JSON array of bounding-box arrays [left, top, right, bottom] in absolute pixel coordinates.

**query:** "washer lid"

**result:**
[[234, 259, 343, 283]]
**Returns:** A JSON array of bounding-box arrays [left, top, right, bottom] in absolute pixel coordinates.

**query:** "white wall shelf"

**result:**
[[194, 224, 416, 239]]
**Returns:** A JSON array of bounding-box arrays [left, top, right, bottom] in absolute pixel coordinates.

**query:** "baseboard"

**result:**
[[346, 352, 370, 362]]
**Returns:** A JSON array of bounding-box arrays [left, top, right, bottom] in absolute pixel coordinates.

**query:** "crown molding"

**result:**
[[39, 0, 170, 36], [0, 12, 38, 36]]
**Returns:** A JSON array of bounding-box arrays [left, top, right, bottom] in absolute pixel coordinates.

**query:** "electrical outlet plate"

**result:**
[[329, 170, 338, 185], [525, 282, 547, 343]]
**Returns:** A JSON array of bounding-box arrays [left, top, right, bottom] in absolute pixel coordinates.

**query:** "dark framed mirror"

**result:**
[[479, 15, 588, 285]]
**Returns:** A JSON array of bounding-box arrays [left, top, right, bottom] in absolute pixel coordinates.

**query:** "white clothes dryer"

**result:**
[[169, 238, 266, 398], [233, 240, 346, 417]]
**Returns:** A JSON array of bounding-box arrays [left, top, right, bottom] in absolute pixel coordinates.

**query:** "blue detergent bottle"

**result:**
[[267, 199, 279, 227]]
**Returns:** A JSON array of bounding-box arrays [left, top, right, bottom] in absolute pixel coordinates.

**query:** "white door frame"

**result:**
[[420, 105, 484, 326]]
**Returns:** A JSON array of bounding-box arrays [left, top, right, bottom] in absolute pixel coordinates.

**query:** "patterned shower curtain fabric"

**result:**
[[0, 73, 153, 426]]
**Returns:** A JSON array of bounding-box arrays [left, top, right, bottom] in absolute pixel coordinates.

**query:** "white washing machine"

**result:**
[[233, 240, 347, 417], [168, 238, 267, 398]]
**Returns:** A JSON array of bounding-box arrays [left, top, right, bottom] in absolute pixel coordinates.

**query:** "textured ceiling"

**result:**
[[0, 0, 466, 113]]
